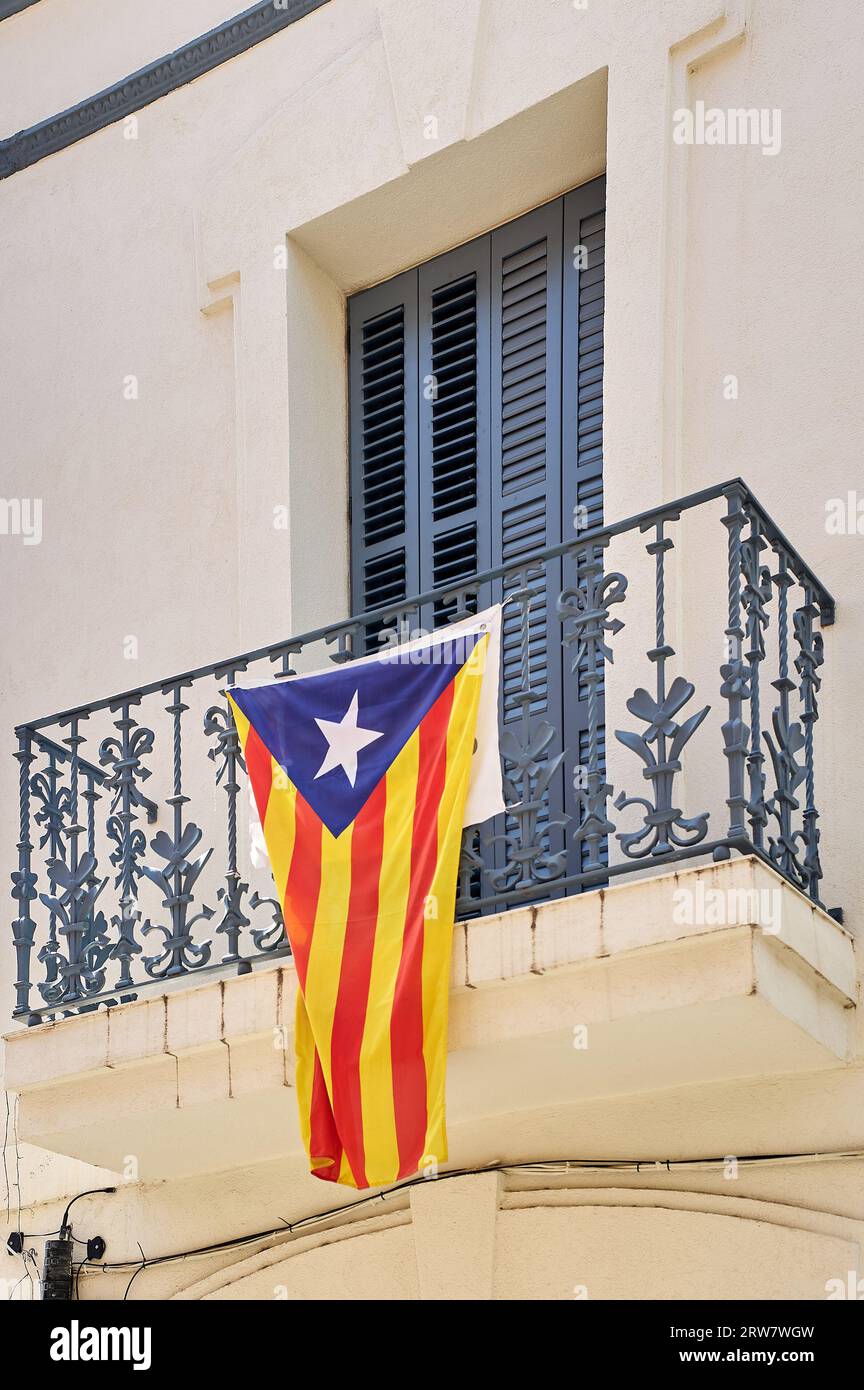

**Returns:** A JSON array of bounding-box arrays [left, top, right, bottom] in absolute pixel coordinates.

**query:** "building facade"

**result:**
[[1, 0, 862, 1300]]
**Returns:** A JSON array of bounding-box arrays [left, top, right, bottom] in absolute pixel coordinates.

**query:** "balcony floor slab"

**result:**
[[5, 857, 855, 1181]]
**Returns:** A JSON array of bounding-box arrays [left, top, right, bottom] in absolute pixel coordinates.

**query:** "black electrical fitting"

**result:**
[[34, 1186, 117, 1301], [42, 1234, 74, 1301]]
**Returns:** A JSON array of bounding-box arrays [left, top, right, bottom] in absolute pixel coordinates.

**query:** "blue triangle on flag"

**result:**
[[231, 634, 480, 837]]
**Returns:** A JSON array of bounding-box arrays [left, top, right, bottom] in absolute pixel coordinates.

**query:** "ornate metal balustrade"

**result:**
[[11, 480, 835, 1024]]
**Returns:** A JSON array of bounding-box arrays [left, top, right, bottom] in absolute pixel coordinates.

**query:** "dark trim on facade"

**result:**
[[0, 0, 330, 180], [0, 1, 40, 22]]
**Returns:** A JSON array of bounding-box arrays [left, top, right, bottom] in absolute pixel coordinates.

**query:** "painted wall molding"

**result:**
[[0, 0, 331, 179], [662, 2, 749, 498], [0, 1, 40, 22]]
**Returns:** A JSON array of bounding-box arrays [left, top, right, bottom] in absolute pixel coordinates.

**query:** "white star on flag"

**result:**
[[313, 690, 383, 787]]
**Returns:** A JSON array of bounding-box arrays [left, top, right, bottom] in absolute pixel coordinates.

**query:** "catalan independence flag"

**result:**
[[227, 612, 501, 1189]]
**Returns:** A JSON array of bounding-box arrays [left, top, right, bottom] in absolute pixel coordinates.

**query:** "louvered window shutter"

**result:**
[[562, 177, 607, 878], [563, 177, 605, 531], [489, 199, 566, 875], [417, 239, 492, 627], [349, 270, 420, 650], [348, 177, 605, 895]]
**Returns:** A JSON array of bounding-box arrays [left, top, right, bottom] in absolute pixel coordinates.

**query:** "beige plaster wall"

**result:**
[[1, 0, 863, 1298], [0, 0, 243, 134], [4, 1167, 857, 1301]]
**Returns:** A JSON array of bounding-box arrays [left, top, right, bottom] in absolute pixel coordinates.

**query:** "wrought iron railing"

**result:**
[[11, 480, 835, 1024]]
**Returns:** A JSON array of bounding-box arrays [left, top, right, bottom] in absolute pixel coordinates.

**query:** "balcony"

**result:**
[[5, 479, 854, 1179]]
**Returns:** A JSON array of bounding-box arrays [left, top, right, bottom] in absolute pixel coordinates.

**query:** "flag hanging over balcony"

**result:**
[[227, 608, 503, 1188]]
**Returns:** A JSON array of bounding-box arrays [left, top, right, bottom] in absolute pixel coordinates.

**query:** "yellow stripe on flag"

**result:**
[[357, 728, 420, 1185], [302, 820, 353, 1101], [294, 991, 316, 1160], [262, 763, 297, 904], [420, 646, 486, 1168], [229, 698, 251, 751], [229, 696, 298, 905]]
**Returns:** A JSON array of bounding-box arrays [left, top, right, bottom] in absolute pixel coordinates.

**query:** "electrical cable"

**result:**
[[12, 1096, 21, 1234], [3, 1183, 117, 1296], [60, 1186, 116, 1231], [6, 1270, 31, 1301], [74, 1147, 864, 1282], [123, 1244, 146, 1302], [2, 1089, 10, 1222], [10, 1229, 89, 1242], [5, 1248, 40, 1303], [504, 1150, 864, 1173], [26, 1248, 41, 1301]]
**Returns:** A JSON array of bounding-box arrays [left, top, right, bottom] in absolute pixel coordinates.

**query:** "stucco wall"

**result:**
[[4, 1169, 858, 1301], [1, 0, 862, 1299], [0, 0, 243, 133]]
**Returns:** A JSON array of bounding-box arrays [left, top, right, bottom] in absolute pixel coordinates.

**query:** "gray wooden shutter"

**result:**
[[489, 199, 567, 877], [348, 176, 606, 891], [563, 176, 605, 531], [562, 176, 607, 877], [418, 238, 492, 628], [348, 270, 419, 649]]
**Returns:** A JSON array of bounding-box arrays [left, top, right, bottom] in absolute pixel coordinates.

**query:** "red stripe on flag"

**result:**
[[329, 777, 387, 1188], [390, 679, 455, 1179], [282, 793, 323, 993], [282, 796, 342, 1178], [309, 1047, 342, 1183], [245, 723, 274, 825]]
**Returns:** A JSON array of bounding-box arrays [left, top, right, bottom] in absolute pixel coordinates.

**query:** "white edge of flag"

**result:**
[[229, 605, 505, 829]]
